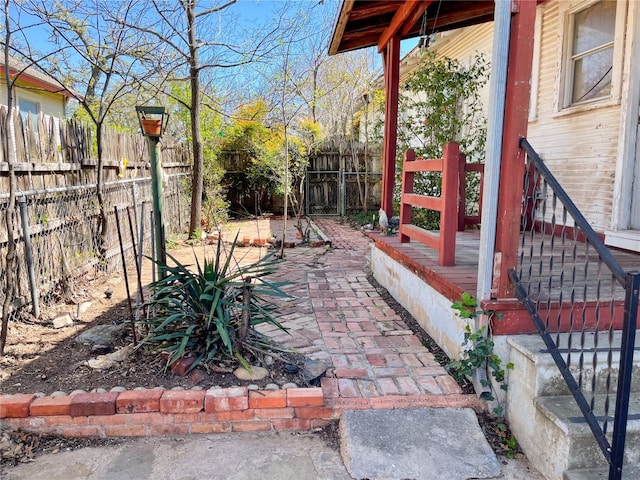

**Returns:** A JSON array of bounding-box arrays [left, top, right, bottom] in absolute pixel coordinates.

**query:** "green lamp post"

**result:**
[[136, 105, 170, 279]]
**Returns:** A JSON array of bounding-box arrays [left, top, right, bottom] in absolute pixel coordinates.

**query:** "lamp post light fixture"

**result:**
[[136, 105, 170, 279]]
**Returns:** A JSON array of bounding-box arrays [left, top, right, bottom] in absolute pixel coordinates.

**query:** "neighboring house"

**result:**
[[0, 57, 75, 125]]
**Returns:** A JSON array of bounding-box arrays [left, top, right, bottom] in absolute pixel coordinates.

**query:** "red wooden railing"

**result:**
[[459, 161, 484, 231], [399, 142, 484, 266]]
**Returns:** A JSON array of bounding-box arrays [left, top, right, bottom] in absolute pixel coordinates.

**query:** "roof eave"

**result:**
[[329, 0, 355, 56]]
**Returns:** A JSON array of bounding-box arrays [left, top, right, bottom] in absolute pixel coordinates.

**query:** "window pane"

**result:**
[[572, 46, 613, 103], [573, 1, 616, 55], [18, 99, 39, 115]]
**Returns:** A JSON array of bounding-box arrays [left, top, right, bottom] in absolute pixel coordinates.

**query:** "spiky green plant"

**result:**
[[140, 236, 290, 372]]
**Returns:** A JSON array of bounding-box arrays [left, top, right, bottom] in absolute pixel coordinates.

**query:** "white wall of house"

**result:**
[[0, 77, 67, 119], [387, 1, 638, 236], [527, 0, 627, 233], [430, 22, 494, 122]]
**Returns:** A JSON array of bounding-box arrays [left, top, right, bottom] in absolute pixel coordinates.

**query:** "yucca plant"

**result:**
[[140, 236, 290, 372]]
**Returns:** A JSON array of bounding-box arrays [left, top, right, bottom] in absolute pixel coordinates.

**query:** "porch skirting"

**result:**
[[370, 244, 467, 359]]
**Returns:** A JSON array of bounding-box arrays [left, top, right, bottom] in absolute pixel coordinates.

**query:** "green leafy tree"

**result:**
[[169, 83, 227, 230], [400, 51, 488, 161], [390, 51, 489, 229], [115, 0, 282, 238], [220, 100, 275, 215]]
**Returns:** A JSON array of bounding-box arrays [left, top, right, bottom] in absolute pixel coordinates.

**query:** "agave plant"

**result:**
[[140, 236, 290, 372]]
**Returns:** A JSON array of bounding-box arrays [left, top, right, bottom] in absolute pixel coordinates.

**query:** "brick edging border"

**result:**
[[0, 382, 485, 438], [0, 386, 331, 437]]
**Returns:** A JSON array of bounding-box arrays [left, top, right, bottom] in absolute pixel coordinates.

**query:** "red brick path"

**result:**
[[259, 218, 481, 411]]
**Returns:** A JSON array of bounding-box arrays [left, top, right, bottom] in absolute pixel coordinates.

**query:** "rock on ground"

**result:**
[[76, 324, 127, 346]]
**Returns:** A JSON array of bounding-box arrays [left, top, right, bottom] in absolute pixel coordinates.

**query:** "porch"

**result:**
[[369, 228, 640, 337]]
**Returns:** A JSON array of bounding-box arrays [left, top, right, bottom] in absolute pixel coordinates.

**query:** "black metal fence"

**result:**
[[509, 138, 639, 480]]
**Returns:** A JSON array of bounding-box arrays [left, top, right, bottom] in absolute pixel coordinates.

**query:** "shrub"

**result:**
[[140, 236, 290, 372]]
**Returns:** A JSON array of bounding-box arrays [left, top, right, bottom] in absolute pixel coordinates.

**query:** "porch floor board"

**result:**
[[368, 230, 481, 300], [368, 228, 640, 334]]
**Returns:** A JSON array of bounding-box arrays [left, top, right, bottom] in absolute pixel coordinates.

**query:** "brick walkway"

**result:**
[[258, 217, 482, 412], [1, 217, 482, 440]]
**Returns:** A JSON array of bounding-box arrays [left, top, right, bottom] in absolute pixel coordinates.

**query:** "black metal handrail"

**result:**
[[510, 137, 639, 480], [520, 138, 626, 283]]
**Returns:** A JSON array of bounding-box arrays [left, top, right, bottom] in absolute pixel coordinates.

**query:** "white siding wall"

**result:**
[[366, 0, 630, 231], [433, 22, 494, 120], [425, 1, 627, 232], [526, 1, 622, 231]]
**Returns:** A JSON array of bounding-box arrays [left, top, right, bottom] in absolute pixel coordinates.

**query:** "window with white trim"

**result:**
[[18, 98, 40, 131], [564, 0, 616, 107]]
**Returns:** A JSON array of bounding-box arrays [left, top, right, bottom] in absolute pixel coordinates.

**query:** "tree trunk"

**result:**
[[96, 122, 108, 265], [1, 7, 18, 355], [311, 62, 318, 123], [186, 2, 204, 239]]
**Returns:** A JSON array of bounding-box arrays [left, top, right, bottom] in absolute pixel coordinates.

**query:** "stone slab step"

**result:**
[[339, 407, 501, 480], [564, 464, 640, 479], [535, 393, 640, 470], [508, 332, 640, 396]]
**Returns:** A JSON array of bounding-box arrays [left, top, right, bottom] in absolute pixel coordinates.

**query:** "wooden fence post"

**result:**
[[400, 149, 415, 243]]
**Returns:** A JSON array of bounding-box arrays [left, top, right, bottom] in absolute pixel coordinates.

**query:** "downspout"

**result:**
[[474, 0, 512, 397]]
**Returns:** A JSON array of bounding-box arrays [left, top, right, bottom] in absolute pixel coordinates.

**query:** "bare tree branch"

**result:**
[[194, 0, 236, 18]]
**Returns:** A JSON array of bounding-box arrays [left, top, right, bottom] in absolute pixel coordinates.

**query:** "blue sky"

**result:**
[[15, 0, 415, 69], [16, 0, 339, 58], [229, 0, 337, 20]]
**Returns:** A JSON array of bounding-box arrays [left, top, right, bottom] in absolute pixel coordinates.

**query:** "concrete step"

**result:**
[[507, 332, 640, 397], [533, 393, 640, 475], [564, 464, 640, 479], [505, 333, 640, 480], [338, 407, 502, 480]]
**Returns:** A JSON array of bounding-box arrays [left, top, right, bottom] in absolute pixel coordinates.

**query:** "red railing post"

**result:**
[[494, 0, 536, 297], [381, 36, 401, 217], [458, 151, 467, 232], [400, 149, 415, 243], [440, 142, 459, 266]]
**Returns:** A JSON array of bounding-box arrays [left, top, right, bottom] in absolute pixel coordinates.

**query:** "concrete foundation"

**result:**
[[371, 245, 467, 359]]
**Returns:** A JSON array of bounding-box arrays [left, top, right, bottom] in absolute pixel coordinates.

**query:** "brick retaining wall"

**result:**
[[0, 386, 333, 437], [1, 382, 485, 438]]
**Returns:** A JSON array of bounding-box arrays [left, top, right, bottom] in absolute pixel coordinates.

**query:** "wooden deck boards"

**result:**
[[370, 230, 640, 334]]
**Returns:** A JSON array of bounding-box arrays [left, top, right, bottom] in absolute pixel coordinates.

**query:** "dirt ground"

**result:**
[[0, 218, 306, 396]]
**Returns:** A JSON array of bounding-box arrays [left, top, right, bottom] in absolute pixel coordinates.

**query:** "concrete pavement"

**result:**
[[4, 430, 351, 480], [3, 417, 547, 480]]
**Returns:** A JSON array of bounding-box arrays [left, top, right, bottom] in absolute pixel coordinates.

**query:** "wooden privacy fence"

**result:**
[[399, 142, 484, 266], [0, 107, 192, 319], [219, 139, 382, 216], [0, 107, 191, 191], [305, 139, 382, 215]]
